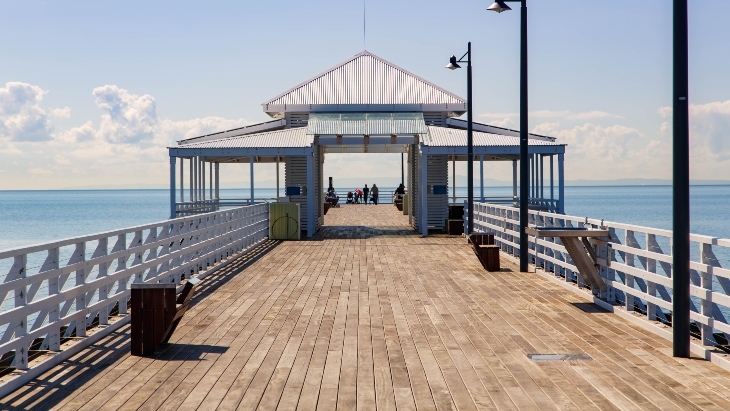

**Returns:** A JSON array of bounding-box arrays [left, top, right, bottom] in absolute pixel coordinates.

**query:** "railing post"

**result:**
[[625, 230, 636, 311], [73, 243, 88, 337], [700, 243, 715, 346], [11, 255, 28, 370], [112, 233, 129, 314], [94, 239, 109, 325], [45, 248, 61, 351], [646, 233, 658, 321]]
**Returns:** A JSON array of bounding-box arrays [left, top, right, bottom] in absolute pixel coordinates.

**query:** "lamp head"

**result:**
[[445, 55, 461, 70], [487, 1, 512, 13]]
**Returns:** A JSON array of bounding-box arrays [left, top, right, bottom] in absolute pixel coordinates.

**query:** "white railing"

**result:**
[[0, 204, 268, 388], [471, 202, 730, 348]]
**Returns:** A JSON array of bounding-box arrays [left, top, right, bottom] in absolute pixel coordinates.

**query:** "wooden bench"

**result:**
[[469, 233, 500, 272], [131, 278, 200, 356]]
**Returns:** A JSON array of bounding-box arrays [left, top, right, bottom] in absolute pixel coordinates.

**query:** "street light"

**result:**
[[445, 43, 474, 236], [673, 0, 690, 358], [487, 0, 530, 273]]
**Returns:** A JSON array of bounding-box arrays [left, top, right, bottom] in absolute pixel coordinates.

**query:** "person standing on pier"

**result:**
[[371, 184, 379, 205], [363, 184, 369, 205]]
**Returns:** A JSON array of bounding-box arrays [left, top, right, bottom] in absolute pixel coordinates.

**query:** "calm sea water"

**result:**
[[1, 186, 729, 251]]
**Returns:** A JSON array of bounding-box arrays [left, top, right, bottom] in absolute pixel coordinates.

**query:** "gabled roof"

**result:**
[[262, 51, 466, 117]]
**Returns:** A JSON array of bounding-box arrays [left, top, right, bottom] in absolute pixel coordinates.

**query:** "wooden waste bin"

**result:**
[[469, 233, 501, 272], [131, 283, 176, 356], [131, 278, 199, 356]]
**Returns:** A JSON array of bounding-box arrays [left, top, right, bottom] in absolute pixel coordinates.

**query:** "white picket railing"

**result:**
[[0, 204, 268, 389], [470, 202, 730, 349]]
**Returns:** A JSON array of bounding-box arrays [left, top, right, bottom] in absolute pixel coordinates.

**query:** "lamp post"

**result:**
[[673, 0, 690, 358], [487, 0, 529, 272], [446, 42, 474, 235]]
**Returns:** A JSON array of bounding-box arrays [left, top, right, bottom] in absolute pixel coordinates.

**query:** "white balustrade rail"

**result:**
[[470, 202, 730, 349], [0, 204, 268, 391]]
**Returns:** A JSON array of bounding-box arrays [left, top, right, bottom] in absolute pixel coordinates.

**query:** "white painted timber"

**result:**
[[0, 204, 269, 396]]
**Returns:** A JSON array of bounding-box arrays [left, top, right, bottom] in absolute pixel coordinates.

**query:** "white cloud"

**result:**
[[657, 100, 730, 167], [479, 109, 621, 122], [51, 107, 71, 118], [0, 82, 52, 142], [93, 85, 158, 144], [532, 122, 670, 179]]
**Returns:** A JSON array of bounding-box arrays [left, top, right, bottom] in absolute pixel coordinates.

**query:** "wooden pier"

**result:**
[[4, 205, 730, 410]]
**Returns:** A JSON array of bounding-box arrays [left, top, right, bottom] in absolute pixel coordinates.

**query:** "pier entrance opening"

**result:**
[[320, 152, 414, 239]]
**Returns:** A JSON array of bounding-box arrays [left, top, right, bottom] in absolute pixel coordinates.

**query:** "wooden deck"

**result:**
[[4, 204, 730, 410]]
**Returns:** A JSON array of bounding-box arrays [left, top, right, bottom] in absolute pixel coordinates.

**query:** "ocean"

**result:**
[[1, 185, 729, 251]]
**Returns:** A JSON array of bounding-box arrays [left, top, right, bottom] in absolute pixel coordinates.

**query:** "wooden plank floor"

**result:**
[[4, 204, 730, 410]]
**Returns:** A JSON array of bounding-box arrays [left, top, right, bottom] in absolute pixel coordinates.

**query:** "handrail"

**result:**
[[0, 204, 269, 394], [469, 201, 730, 347]]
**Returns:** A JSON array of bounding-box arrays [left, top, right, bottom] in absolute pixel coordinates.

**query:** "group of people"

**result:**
[[346, 184, 380, 205]]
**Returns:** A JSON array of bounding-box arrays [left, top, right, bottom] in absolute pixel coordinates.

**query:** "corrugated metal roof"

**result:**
[[263, 51, 466, 110], [424, 126, 563, 147], [174, 127, 312, 149], [307, 112, 428, 136]]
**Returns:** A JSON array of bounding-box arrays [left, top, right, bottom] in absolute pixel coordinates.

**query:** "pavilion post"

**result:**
[[420, 151, 428, 236], [537, 154, 545, 200], [452, 157, 456, 204], [550, 155, 554, 210], [209, 162, 213, 200], [250, 156, 255, 204], [215, 162, 220, 200], [276, 156, 280, 199], [169, 156, 176, 219], [480, 155, 484, 202], [306, 152, 315, 237], [202, 157, 206, 201], [189, 158, 194, 203], [193, 157, 197, 202], [179, 159, 184, 203], [512, 160, 517, 202], [558, 153, 565, 214]]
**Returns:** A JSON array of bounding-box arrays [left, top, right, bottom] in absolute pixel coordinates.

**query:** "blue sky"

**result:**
[[1, 0, 728, 189]]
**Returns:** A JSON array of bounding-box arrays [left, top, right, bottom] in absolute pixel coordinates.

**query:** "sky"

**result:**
[[0, 0, 729, 189]]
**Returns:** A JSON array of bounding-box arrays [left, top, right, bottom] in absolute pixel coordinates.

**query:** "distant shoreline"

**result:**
[[3, 183, 730, 191]]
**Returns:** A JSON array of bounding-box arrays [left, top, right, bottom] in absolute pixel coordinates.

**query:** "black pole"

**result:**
[[519, 0, 529, 272], [673, 0, 690, 358], [467, 42, 474, 235]]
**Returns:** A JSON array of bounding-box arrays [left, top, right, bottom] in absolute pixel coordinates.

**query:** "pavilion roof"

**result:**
[[262, 51, 466, 117]]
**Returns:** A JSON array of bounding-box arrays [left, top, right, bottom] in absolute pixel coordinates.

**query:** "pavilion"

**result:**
[[167, 51, 566, 237]]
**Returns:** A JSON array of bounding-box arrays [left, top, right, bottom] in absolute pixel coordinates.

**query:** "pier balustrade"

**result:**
[[471, 201, 730, 354], [0, 204, 268, 395]]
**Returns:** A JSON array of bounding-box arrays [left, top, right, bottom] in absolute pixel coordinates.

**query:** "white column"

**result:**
[[550, 155, 555, 209], [512, 159, 517, 202], [169, 156, 176, 219], [420, 151, 428, 236], [276, 156, 280, 199], [537, 154, 545, 198], [250, 156, 255, 204], [202, 157, 206, 201], [452, 156, 456, 204], [179, 159, 184, 202], [480, 154, 484, 202], [189, 158, 193, 203], [215, 162, 220, 200], [306, 152, 315, 237], [192, 156, 197, 202], [209, 162, 213, 200], [558, 153, 565, 213]]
